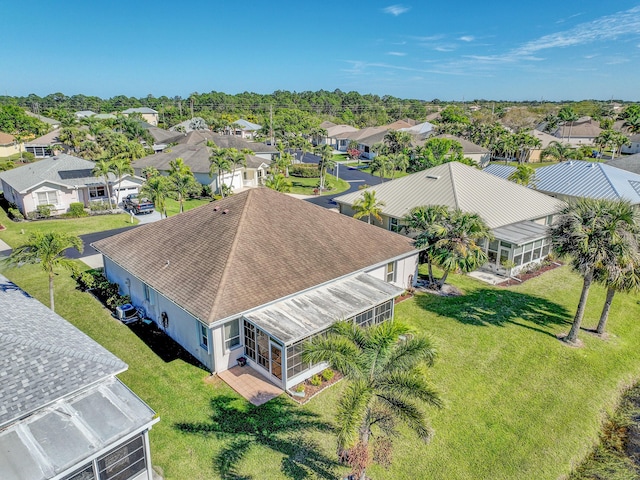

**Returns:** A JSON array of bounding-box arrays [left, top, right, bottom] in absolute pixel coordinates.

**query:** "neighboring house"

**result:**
[[399, 121, 435, 138], [334, 162, 563, 276], [484, 160, 640, 206], [75, 110, 96, 118], [320, 124, 359, 151], [25, 111, 60, 129], [0, 274, 158, 480], [169, 117, 209, 134], [527, 129, 559, 162], [0, 154, 145, 215], [168, 131, 279, 161], [93, 113, 117, 120], [381, 120, 413, 130], [227, 119, 262, 139], [606, 154, 640, 174], [428, 134, 491, 165], [93, 188, 418, 391], [24, 128, 63, 158], [552, 118, 602, 145], [621, 133, 640, 154], [342, 127, 388, 159], [0, 132, 20, 157], [136, 121, 178, 152], [122, 108, 159, 126], [132, 144, 270, 193]]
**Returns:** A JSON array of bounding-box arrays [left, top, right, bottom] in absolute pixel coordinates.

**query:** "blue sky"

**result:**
[[1, 1, 639, 101]]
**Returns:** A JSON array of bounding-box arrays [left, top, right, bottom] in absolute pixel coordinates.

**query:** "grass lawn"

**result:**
[[164, 198, 212, 217], [3, 260, 640, 479], [343, 161, 409, 180], [0, 207, 136, 248], [288, 174, 349, 196]]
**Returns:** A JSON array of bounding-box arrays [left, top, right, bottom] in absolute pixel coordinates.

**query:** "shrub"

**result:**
[[67, 202, 88, 217], [310, 374, 322, 387], [8, 208, 23, 221], [295, 384, 305, 393], [0, 160, 15, 171], [321, 369, 335, 382], [358, 184, 371, 190], [89, 200, 111, 212], [36, 204, 53, 218], [20, 152, 35, 163], [289, 164, 320, 178], [26, 211, 38, 220], [72, 271, 97, 291]]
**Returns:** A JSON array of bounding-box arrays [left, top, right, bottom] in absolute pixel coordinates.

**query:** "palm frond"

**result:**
[[375, 394, 434, 442], [376, 370, 443, 408], [335, 381, 372, 450]]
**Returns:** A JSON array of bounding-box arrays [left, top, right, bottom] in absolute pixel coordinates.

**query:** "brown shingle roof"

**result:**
[[93, 189, 414, 325], [0, 132, 15, 145]]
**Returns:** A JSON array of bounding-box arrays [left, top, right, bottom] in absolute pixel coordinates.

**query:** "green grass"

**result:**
[[0, 207, 136, 248], [343, 161, 409, 179], [288, 174, 350, 196], [3, 259, 640, 479], [164, 198, 212, 217]]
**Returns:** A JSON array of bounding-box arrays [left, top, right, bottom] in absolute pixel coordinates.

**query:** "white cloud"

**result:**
[[382, 4, 410, 16], [387, 51, 407, 56], [459, 36, 475, 42]]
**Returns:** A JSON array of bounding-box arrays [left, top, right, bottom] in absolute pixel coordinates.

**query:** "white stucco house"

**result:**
[[93, 188, 418, 391], [0, 154, 145, 216], [621, 134, 640, 154], [335, 162, 564, 277], [122, 107, 159, 126]]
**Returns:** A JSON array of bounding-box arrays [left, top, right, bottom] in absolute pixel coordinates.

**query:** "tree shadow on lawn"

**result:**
[[415, 288, 572, 337], [175, 395, 340, 479]]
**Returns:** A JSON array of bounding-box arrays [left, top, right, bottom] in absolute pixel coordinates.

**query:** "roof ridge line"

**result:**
[[0, 332, 125, 369], [598, 163, 624, 199], [448, 162, 460, 209], [207, 192, 253, 323]]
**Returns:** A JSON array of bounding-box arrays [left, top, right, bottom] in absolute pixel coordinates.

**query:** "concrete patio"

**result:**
[[218, 365, 283, 406]]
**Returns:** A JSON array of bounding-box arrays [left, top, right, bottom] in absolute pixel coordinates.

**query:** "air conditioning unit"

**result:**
[[116, 304, 139, 324]]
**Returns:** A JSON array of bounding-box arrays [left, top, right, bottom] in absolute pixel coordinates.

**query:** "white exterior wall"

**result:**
[[211, 320, 246, 372], [194, 171, 243, 193], [103, 257, 215, 371], [365, 254, 419, 291], [24, 183, 79, 215], [112, 177, 143, 204]]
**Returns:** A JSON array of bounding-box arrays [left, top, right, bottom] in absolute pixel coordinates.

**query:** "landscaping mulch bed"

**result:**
[[497, 262, 563, 287], [288, 371, 343, 405]]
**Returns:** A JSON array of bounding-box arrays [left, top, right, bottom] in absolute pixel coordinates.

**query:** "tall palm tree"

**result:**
[[303, 320, 442, 480], [550, 198, 637, 344], [225, 148, 247, 190], [383, 130, 412, 154], [369, 154, 393, 180], [141, 175, 171, 218], [558, 106, 579, 142], [403, 205, 450, 287], [388, 153, 409, 180], [352, 190, 385, 224], [314, 144, 335, 191], [170, 170, 199, 213], [5, 232, 83, 311], [507, 164, 536, 187], [92, 159, 114, 209], [623, 115, 640, 134], [110, 158, 134, 205], [431, 209, 492, 288], [541, 141, 574, 162], [208, 144, 232, 197], [168, 157, 190, 176]]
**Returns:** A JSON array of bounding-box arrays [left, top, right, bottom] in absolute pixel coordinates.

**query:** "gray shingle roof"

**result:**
[[606, 154, 640, 175], [0, 154, 114, 193], [0, 275, 127, 429], [122, 107, 158, 114], [166, 130, 278, 153], [334, 162, 563, 229], [93, 188, 415, 325]]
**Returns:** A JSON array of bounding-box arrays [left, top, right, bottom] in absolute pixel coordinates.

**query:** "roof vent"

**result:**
[[426, 175, 440, 180], [213, 206, 219, 211], [568, 161, 573, 166], [589, 163, 596, 168], [222, 209, 229, 214]]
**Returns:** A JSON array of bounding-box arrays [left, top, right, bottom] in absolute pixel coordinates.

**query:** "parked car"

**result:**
[[123, 194, 155, 215]]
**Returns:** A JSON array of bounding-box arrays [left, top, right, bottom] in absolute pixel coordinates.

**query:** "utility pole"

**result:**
[[178, 99, 182, 117], [269, 104, 274, 146], [190, 97, 194, 118]]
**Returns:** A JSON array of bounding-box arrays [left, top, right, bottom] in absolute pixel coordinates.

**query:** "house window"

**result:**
[[143, 284, 155, 305], [89, 186, 106, 198], [386, 262, 396, 283], [256, 329, 269, 370], [36, 191, 58, 206], [389, 217, 401, 233], [354, 308, 374, 327], [224, 320, 241, 350], [199, 323, 209, 351], [97, 434, 146, 480], [374, 300, 393, 324]]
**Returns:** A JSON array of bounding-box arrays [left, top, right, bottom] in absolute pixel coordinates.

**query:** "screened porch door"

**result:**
[[270, 343, 282, 381]]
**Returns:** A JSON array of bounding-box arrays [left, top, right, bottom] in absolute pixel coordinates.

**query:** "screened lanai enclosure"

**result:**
[[241, 273, 403, 390]]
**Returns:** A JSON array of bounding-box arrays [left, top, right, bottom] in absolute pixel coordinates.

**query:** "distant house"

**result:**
[[25, 110, 60, 129], [335, 162, 563, 276], [168, 130, 279, 161], [0, 132, 20, 157], [484, 160, 640, 206], [75, 110, 96, 118], [93, 188, 418, 391], [227, 119, 262, 139], [93, 113, 117, 120], [428, 134, 491, 165], [122, 107, 159, 126], [319, 124, 359, 151], [526, 129, 559, 162], [552, 118, 602, 145], [341, 127, 388, 159], [24, 128, 63, 158], [0, 274, 158, 480], [399, 121, 435, 138], [169, 117, 209, 134], [621, 134, 640, 155], [132, 144, 270, 193], [0, 154, 145, 215]]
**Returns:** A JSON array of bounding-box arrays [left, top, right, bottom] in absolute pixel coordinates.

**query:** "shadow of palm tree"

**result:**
[[175, 395, 339, 479], [415, 288, 572, 337]]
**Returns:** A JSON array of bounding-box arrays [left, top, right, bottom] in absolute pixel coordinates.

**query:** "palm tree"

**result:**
[[5, 232, 83, 311], [170, 170, 199, 213], [352, 190, 385, 224], [507, 164, 536, 187], [110, 158, 134, 205], [141, 175, 171, 218], [58, 127, 87, 153], [265, 173, 292, 193], [383, 130, 412, 154], [208, 144, 232, 197], [314, 144, 335, 191], [541, 141, 574, 162], [92, 159, 114, 209], [431, 209, 492, 288], [388, 153, 409, 180], [369, 154, 393, 180], [549, 198, 638, 344], [303, 320, 442, 480], [558, 106, 579, 142], [168, 157, 190, 176], [225, 148, 246, 191], [403, 205, 450, 287]]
